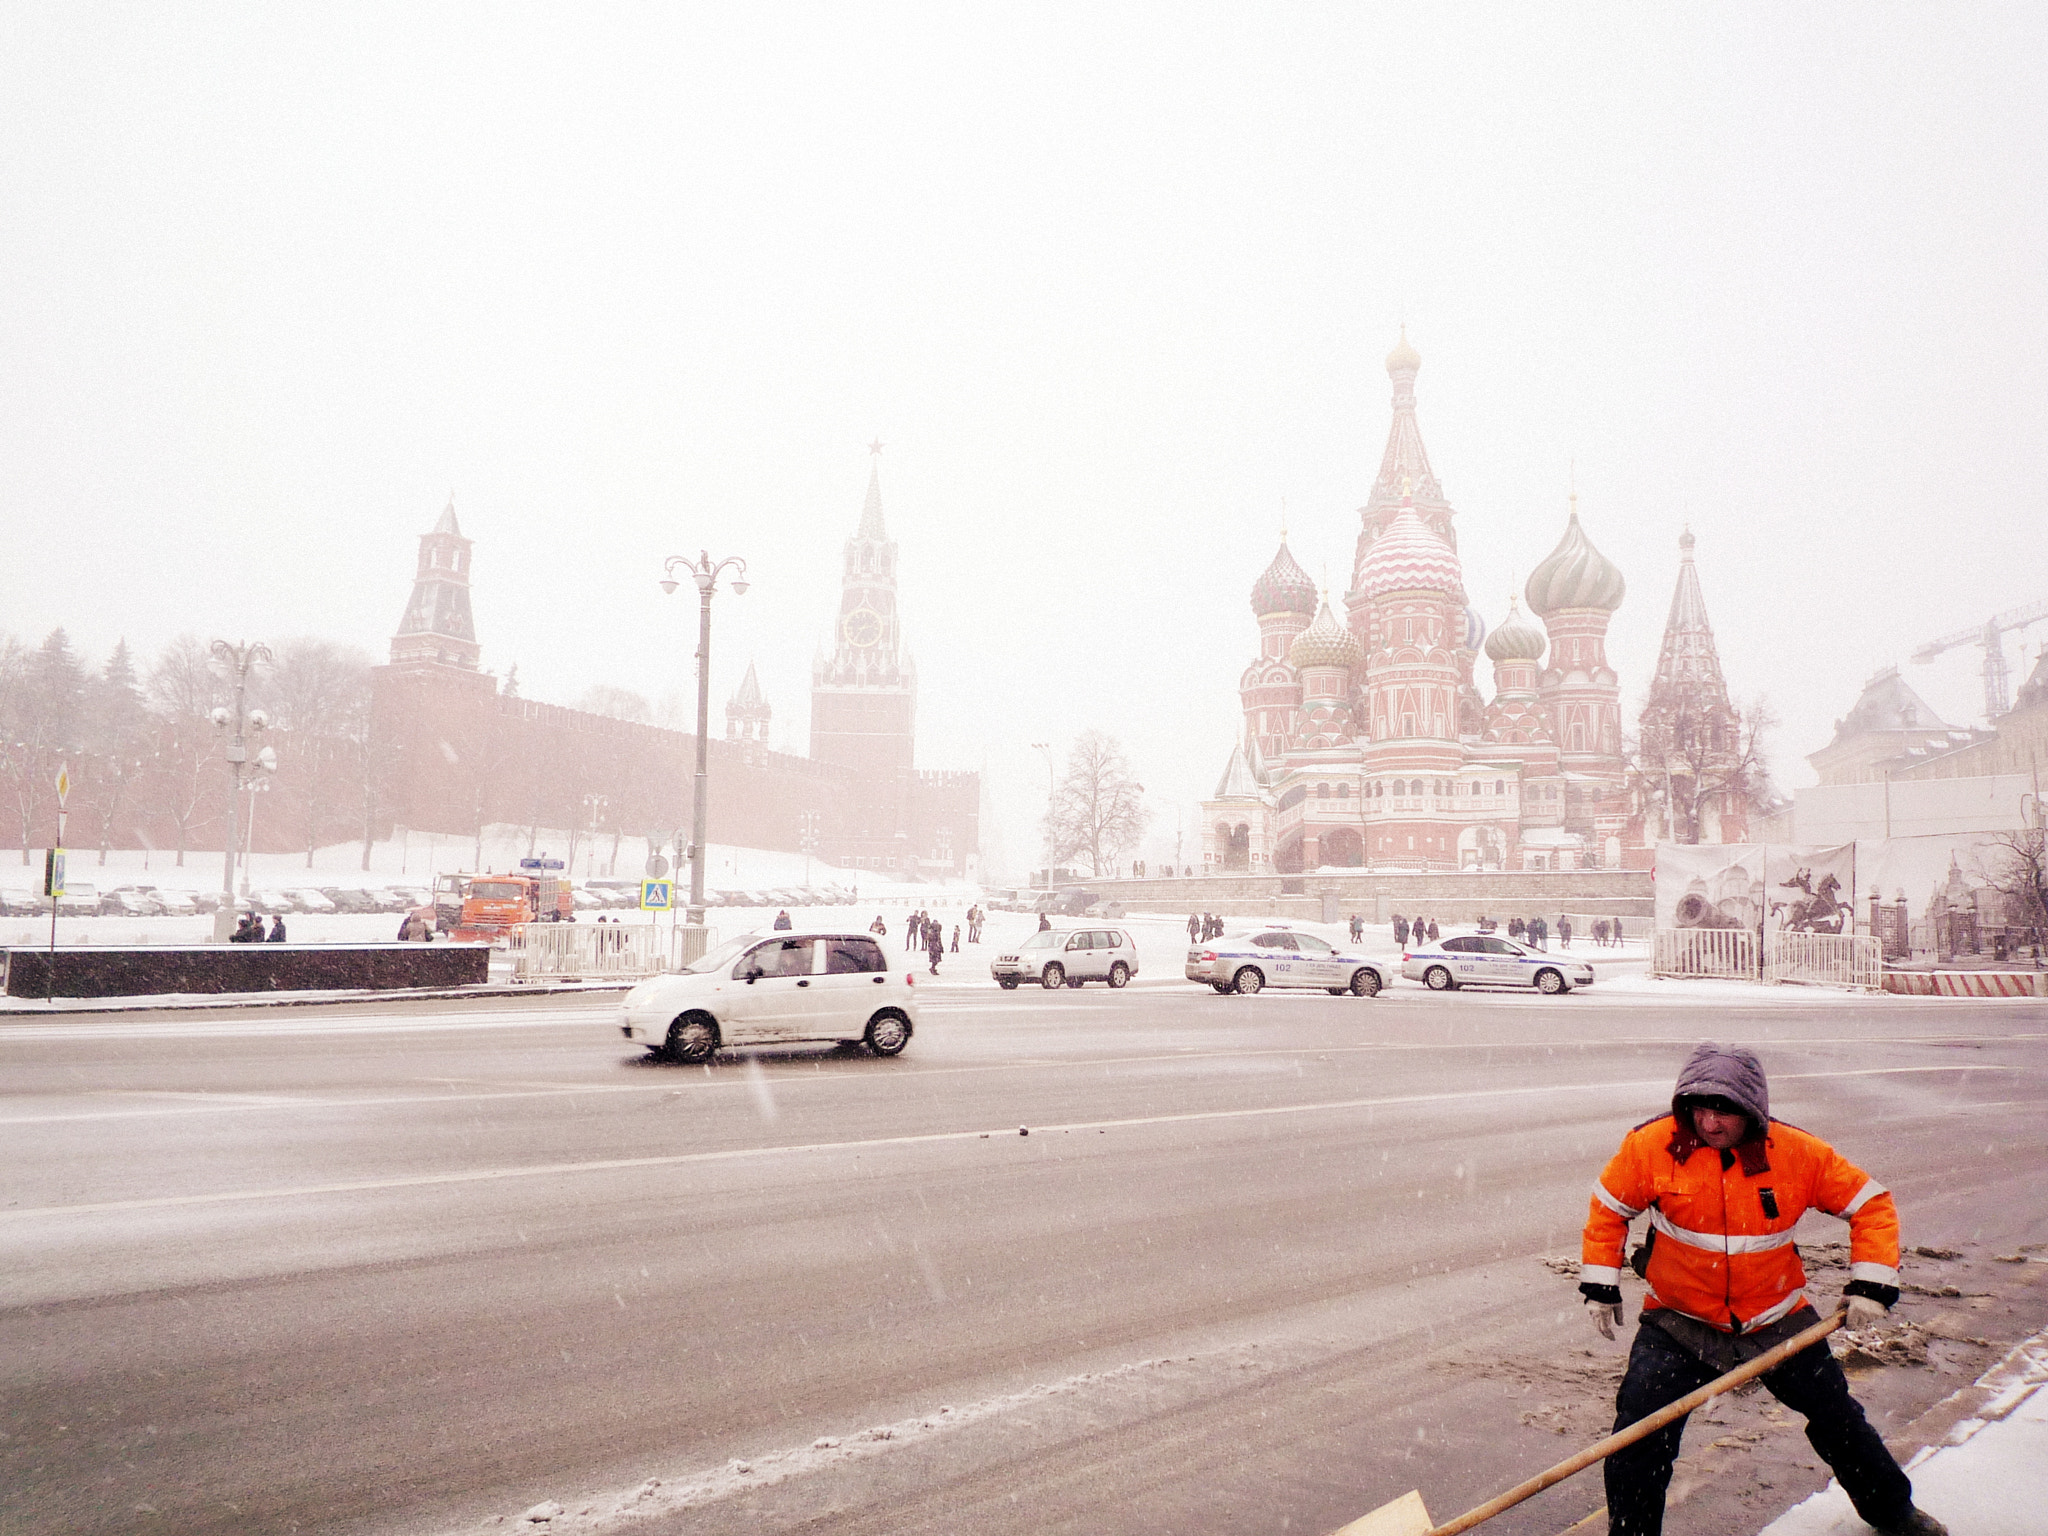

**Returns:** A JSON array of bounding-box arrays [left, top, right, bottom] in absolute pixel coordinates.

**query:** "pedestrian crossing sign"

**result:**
[[640, 879, 673, 911]]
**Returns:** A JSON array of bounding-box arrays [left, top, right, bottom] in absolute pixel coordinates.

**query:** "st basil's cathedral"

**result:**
[[1204, 331, 1688, 876]]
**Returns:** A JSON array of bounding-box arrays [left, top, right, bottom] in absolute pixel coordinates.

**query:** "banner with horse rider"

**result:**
[[1656, 843, 1856, 939]]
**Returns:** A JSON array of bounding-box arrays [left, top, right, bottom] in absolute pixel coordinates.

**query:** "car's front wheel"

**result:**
[[1041, 963, 1065, 990], [1535, 968, 1568, 995], [1232, 967, 1264, 995], [664, 1012, 719, 1063], [1108, 962, 1129, 988], [998, 978, 1019, 990], [1350, 968, 1381, 997], [865, 1010, 912, 1055], [1424, 966, 1456, 992]]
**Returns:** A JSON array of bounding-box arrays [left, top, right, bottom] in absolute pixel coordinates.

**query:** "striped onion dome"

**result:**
[[1250, 538, 1317, 617], [1359, 505, 1461, 600], [1288, 596, 1363, 671], [1526, 508, 1625, 617], [1458, 604, 1487, 653], [1484, 595, 1547, 662]]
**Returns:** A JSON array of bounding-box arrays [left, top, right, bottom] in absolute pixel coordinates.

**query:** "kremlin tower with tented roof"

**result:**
[[1205, 333, 1642, 875]]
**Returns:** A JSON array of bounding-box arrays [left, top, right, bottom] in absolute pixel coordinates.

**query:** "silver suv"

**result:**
[[993, 926, 1139, 990]]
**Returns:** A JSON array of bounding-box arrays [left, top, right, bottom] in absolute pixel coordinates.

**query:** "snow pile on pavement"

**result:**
[[1761, 1328, 2048, 1536]]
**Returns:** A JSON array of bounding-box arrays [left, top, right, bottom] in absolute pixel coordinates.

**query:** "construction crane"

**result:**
[[1911, 598, 2048, 721]]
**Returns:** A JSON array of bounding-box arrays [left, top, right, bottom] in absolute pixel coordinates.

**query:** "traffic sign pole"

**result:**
[[47, 762, 69, 1001]]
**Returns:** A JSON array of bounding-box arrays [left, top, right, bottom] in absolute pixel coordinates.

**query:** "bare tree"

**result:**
[[1044, 731, 1150, 878], [143, 636, 227, 867], [1976, 826, 2048, 938], [1632, 693, 1775, 845], [577, 684, 652, 723], [83, 640, 151, 864], [262, 639, 374, 866]]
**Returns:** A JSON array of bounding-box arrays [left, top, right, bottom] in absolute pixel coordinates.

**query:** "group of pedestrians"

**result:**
[[1391, 913, 1440, 948], [1186, 913, 1225, 942], [229, 912, 286, 942]]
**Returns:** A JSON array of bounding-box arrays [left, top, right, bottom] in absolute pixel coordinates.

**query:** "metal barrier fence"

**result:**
[[1654, 927, 1760, 980], [1764, 932, 1883, 990], [508, 923, 711, 981]]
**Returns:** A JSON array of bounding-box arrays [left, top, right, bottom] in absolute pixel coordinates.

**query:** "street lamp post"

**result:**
[[1031, 741, 1055, 893], [208, 640, 274, 942], [660, 552, 748, 937]]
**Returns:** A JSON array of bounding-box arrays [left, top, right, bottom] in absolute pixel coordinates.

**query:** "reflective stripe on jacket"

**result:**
[[1581, 1114, 1900, 1333]]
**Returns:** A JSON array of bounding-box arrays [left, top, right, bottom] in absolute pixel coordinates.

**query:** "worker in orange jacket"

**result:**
[[1580, 1042, 1944, 1536]]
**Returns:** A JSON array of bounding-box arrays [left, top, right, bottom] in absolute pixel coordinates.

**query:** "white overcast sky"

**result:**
[[3, 5, 2044, 873]]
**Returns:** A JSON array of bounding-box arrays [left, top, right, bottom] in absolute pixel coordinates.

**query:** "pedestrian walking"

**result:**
[[1529, 914, 1547, 949], [925, 919, 944, 976], [267, 914, 287, 942], [951, 925, 960, 952], [1038, 912, 1051, 932], [1581, 1042, 1943, 1536], [1509, 915, 1525, 941], [1189, 913, 1201, 943], [905, 912, 920, 950], [1559, 916, 1573, 948], [1612, 916, 1625, 946], [1594, 918, 1611, 947], [1393, 914, 1410, 948], [1425, 918, 1439, 942]]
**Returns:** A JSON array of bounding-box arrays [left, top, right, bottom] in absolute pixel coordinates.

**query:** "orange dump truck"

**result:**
[[451, 860, 573, 943]]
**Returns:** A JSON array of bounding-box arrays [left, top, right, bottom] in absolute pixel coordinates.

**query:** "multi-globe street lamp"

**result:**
[[659, 552, 748, 935], [208, 640, 274, 942]]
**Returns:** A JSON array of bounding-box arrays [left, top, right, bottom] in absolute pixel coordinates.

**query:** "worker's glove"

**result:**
[[1845, 1294, 1888, 1330], [1587, 1297, 1624, 1341]]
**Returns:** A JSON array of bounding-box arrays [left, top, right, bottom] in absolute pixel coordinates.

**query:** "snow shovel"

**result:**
[[1333, 1307, 1847, 1536]]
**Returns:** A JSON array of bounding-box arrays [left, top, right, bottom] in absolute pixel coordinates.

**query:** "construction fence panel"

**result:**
[[1653, 927, 1759, 980], [1764, 932, 1883, 990]]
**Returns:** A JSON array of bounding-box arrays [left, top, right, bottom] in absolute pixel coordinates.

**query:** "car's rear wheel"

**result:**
[[1535, 968, 1568, 995], [1350, 968, 1381, 997], [1232, 967, 1264, 995], [865, 1010, 912, 1055], [1041, 963, 1065, 990], [1108, 962, 1129, 988], [1424, 965, 1456, 991], [998, 978, 1019, 990], [1210, 982, 1232, 994], [664, 1011, 719, 1063]]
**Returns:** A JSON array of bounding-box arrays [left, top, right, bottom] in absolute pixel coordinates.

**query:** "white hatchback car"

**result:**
[[1185, 927, 1391, 997], [1402, 934, 1595, 995], [619, 930, 919, 1062], [991, 926, 1139, 989]]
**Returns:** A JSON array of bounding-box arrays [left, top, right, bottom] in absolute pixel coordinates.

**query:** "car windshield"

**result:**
[[1022, 931, 1059, 949], [470, 881, 524, 900], [686, 933, 761, 974]]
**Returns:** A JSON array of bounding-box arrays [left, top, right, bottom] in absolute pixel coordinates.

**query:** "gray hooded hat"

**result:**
[[1671, 1041, 1770, 1131]]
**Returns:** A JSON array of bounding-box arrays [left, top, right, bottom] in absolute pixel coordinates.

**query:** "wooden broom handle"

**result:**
[[1426, 1308, 1846, 1536]]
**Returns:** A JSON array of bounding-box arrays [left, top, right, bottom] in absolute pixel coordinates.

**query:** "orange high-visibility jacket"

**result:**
[[1582, 1115, 1900, 1333]]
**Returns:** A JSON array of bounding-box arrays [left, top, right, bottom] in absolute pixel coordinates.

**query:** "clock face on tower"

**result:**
[[841, 606, 884, 649]]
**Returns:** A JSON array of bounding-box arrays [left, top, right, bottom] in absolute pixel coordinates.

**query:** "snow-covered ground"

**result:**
[[1761, 1329, 2048, 1536]]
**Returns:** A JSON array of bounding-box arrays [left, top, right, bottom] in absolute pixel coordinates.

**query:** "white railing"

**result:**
[[508, 923, 707, 981], [1654, 926, 1760, 980], [1764, 932, 1883, 990]]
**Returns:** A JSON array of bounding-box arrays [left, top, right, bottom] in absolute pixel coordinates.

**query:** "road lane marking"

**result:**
[[0, 1037, 2036, 1126], [0, 1065, 1999, 1222]]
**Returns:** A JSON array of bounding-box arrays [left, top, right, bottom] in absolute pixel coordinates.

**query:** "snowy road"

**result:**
[[3, 988, 2045, 1536]]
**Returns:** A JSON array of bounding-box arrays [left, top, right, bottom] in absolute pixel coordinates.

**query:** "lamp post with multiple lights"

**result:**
[[1031, 740, 1055, 893], [208, 640, 274, 941], [659, 552, 748, 934]]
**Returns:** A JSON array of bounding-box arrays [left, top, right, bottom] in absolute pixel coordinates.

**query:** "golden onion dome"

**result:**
[[1288, 597, 1363, 672]]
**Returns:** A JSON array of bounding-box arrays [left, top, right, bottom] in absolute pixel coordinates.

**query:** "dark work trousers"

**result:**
[[1605, 1314, 1913, 1536]]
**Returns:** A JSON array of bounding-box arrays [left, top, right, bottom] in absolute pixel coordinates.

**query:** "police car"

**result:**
[[1400, 933, 1594, 995], [1184, 927, 1390, 997]]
